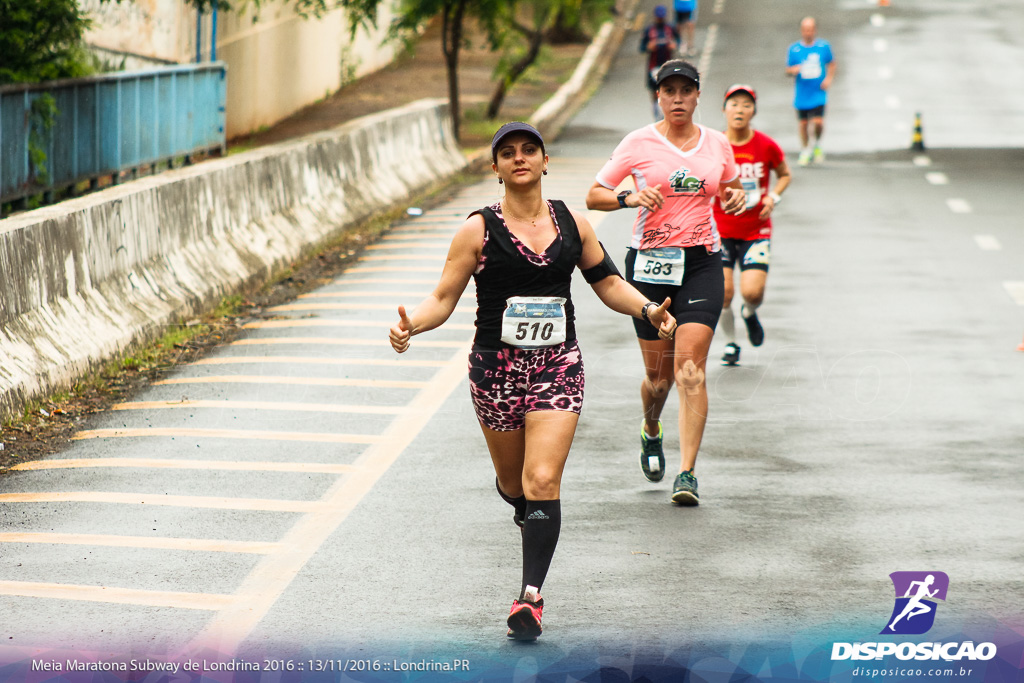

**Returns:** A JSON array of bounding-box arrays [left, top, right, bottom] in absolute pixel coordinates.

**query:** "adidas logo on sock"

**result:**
[[527, 509, 549, 520]]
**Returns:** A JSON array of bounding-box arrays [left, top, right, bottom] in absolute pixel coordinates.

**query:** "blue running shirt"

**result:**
[[787, 39, 833, 110]]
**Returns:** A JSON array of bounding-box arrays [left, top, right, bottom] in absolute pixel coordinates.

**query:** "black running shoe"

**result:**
[[744, 312, 764, 347], [671, 470, 699, 506], [639, 420, 666, 482], [721, 343, 740, 366]]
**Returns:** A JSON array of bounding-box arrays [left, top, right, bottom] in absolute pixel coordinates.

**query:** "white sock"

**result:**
[[719, 307, 736, 344], [741, 302, 760, 319]]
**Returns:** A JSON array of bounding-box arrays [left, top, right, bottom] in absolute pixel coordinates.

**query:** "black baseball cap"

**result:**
[[491, 122, 545, 160], [655, 60, 700, 88]]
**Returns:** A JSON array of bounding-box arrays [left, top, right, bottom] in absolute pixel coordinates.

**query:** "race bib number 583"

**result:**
[[633, 247, 685, 286]]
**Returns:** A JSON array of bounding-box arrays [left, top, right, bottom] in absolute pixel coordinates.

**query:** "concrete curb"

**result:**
[[0, 99, 466, 423]]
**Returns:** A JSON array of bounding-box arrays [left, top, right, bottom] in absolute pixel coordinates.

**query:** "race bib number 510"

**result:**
[[500, 297, 567, 348], [633, 247, 685, 286]]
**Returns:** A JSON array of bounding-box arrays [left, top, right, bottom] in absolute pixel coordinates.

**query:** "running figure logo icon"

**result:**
[[881, 571, 949, 635]]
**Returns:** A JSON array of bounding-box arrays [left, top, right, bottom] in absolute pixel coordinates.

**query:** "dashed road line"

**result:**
[[71, 428, 383, 444], [11, 458, 360, 474], [241, 319, 475, 331], [154, 376, 427, 389], [230, 337, 466, 348], [946, 198, 972, 214], [973, 235, 1002, 251], [1004, 281, 1024, 305], [925, 172, 949, 185], [913, 155, 932, 167], [109, 400, 409, 414], [870, 13, 885, 27], [0, 492, 320, 512], [698, 24, 718, 78], [0, 532, 281, 554], [0, 581, 234, 610]]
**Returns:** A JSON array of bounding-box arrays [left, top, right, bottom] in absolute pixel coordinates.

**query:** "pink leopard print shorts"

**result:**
[[468, 341, 585, 431]]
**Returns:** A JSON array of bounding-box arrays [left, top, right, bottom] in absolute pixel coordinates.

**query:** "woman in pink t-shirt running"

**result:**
[[586, 59, 745, 506]]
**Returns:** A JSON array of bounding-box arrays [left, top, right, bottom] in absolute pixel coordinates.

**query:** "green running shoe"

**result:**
[[672, 470, 699, 506], [640, 420, 665, 482]]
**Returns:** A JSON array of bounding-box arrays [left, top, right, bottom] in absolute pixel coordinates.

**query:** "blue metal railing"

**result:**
[[1, 63, 226, 207]]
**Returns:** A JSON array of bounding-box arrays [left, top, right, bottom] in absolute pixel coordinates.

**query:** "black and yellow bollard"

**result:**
[[911, 112, 925, 151]]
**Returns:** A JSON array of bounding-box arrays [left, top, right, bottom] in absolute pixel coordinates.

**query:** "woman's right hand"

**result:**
[[631, 183, 665, 211], [389, 305, 413, 353]]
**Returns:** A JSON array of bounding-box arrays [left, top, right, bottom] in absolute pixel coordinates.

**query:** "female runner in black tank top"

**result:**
[[389, 122, 677, 642]]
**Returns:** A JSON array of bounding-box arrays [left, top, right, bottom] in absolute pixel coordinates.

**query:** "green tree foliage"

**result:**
[[0, 0, 95, 84]]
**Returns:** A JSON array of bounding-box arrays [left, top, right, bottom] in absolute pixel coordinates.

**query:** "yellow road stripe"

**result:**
[[154, 376, 426, 389], [11, 458, 359, 474], [191, 342, 474, 653], [231, 337, 466, 348], [0, 581, 233, 610], [108, 400, 408, 414], [268, 303, 474, 313], [71, 428, 382, 444], [382, 233, 454, 241], [327, 277, 440, 284], [358, 254, 446, 261], [366, 242, 449, 250], [188, 356, 447, 368], [0, 492, 319, 512], [297, 291, 472, 300], [343, 266, 443, 274], [0, 532, 280, 554], [242, 319, 474, 331]]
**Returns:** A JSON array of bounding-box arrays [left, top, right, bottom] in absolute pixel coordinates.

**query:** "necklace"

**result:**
[[501, 200, 546, 226]]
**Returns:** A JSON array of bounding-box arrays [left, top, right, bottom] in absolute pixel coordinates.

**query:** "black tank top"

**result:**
[[471, 200, 583, 349]]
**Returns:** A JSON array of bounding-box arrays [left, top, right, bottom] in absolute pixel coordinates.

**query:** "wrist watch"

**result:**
[[768, 191, 782, 204], [641, 301, 657, 323], [617, 190, 633, 209]]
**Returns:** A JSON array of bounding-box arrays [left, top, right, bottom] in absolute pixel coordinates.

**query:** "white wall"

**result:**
[[81, 0, 402, 138]]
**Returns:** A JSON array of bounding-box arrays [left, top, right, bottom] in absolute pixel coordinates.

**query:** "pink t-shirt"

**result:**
[[596, 123, 739, 251]]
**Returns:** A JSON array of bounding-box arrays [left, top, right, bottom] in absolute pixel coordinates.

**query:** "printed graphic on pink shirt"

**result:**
[[596, 124, 738, 252]]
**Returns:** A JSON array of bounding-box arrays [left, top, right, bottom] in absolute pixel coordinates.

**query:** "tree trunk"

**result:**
[[441, 0, 468, 142], [486, 26, 544, 120]]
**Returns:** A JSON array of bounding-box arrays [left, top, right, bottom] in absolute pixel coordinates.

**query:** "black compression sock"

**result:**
[[495, 479, 528, 528], [520, 499, 561, 599]]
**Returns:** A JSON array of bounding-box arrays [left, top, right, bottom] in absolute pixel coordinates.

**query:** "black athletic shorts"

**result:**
[[625, 245, 724, 339], [721, 238, 771, 272], [797, 105, 826, 120], [675, 9, 693, 22]]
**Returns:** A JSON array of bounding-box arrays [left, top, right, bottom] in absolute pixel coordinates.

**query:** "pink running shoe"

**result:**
[[506, 589, 544, 641]]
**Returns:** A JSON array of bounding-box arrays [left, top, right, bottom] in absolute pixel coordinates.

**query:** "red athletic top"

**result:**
[[713, 130, 784, 241]]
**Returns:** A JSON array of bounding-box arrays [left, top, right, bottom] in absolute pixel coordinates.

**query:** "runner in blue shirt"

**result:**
[[785, 17, 836, 165], [673, 0, 698, 57]]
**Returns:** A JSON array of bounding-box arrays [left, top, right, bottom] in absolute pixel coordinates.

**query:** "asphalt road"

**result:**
[[1, 0, 1022, 680]]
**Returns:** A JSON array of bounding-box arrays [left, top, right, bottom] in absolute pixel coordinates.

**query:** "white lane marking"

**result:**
[[873, 38, 888, 52], [0, 532, 281, 554], [871, 13, 885, 27], [13, 458, 360, 474], [878, 66, 893, 80], [713, 0, 725, 13], [0, 581, 232, 610], [974, 235, 1002, 251], [1004, 281, 1024, 305], [698, 24, 718, 78], [189, 342, 473, 655], [884, 95, 901, 109], [926, 172, 949, 185], [0, 491, 319, 512], [913, 156, 932, 167], [946, 198, 972, 214]]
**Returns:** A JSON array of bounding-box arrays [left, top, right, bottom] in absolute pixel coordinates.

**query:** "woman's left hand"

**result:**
[[720, 187, 747, 215], [648, 298, 677, 340]]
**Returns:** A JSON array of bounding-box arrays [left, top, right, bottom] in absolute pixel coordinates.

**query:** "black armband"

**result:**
[[581, 243, 623, 284]]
